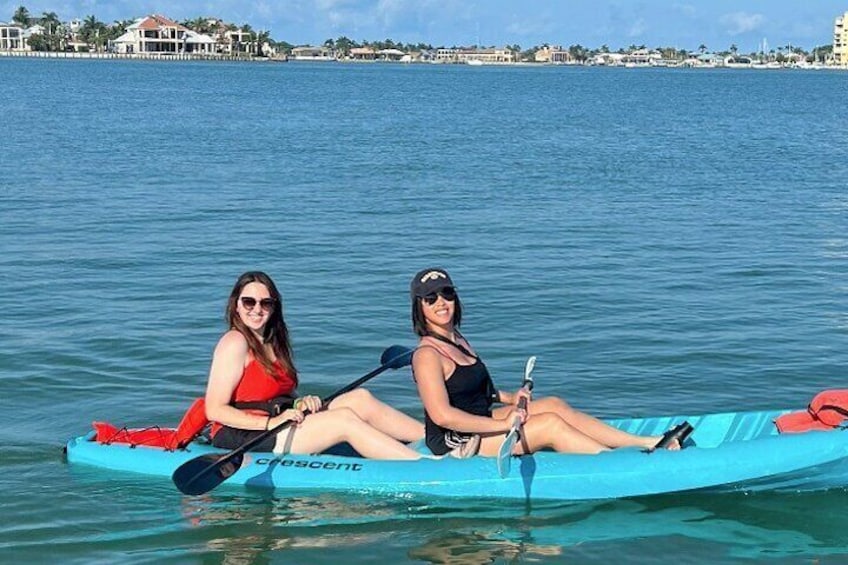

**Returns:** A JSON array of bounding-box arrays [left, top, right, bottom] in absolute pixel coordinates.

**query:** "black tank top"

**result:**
[[421, 337, 497, 456]]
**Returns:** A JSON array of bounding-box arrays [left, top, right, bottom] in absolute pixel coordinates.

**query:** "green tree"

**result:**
[[80, 14, 107, 52], [183, 17, 215, 34], [255, 29, 270, 56], [104, 20, 132, 42], [520, 46, 537, 62], [27, 33, 49, 50], [323, 36, 350, 57], [38, 11, 61, 50], [12, 5, 30, 26], [568, 44, 588, 62], [40, 11, 59, 33]]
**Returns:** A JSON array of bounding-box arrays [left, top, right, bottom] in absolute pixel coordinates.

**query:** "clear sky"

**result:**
[[3, 1, 846, 52]]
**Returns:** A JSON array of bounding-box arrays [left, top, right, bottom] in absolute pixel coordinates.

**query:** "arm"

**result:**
[[413, 347, 512, 434], [205, 331, 301, 430]]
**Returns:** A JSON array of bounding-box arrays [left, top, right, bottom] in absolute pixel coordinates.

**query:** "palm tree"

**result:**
[[12, 5, 30, 27], [698, 43, 707, 54], [105, 19, 133, 42], [39, 11, 61, 50], [255, 29, 270, 56], [80, 14, 106, 52], [40, 11, 60, 33]]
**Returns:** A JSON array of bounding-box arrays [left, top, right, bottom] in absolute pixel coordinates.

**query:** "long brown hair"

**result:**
[[226, 271, 297, 385]]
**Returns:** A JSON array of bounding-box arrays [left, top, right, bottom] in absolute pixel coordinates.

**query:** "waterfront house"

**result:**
[[290, 46, 334, 60], [623, 48, 663, 66], [349, 46, 376, 60], [223, 29, 252, 55], [681, 53, 722, 68], [434, 47, 515, 64], [592, 52, 624, 66], [112, 14, 215, 55], [835, 11, 848, 67], [0, 22, 25, 50], [724, 55, 754, 68], [535, 46, 574, 64], [377, 48, 405, 61]]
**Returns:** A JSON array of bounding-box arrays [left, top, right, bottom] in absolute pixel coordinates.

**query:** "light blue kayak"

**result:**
[[64, 408, 848, 501]]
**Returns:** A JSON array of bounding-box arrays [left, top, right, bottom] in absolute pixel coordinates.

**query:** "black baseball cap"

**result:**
[[410, 268, 455, 299]]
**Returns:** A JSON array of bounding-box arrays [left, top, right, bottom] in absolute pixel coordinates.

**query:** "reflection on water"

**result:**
[[173, 488, 848, 563], [408, 530, 562, 564], [58, 463, 848, 563]]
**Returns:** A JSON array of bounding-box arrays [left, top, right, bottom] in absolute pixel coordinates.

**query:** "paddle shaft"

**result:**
[[496, 355, 538, 478], [510, 378, 534, 429]]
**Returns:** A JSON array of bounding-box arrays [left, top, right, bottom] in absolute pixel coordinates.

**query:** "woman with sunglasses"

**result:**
[[205, 271, 425, 459], [410, 267, 680, 458]]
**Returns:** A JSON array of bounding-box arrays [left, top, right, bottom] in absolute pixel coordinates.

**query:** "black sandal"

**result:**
[[645, 421, 694, 453]]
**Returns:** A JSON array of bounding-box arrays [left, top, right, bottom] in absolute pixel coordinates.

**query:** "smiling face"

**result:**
[[420, 292, 456, 333], [236, 281, 275, 336]]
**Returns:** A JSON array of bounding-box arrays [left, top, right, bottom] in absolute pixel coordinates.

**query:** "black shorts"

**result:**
[[211, 425, 279, 452]]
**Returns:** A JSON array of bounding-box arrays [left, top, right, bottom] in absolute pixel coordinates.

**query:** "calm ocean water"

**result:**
[[1, 58, 847, 563]]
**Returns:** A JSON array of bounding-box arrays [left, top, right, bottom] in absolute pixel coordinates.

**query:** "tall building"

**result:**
[[835, 11, 848, 66]]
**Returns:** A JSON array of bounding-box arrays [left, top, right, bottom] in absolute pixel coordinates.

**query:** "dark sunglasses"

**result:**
[[240, 296, 276, 312], [422, 287, 457, 305]]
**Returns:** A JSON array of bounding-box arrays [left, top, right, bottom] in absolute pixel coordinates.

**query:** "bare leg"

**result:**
[[524, 396, 662, 450], [274, 407, 422, 460], [478, 412, 608, 456], [327, 388, 424, 442]]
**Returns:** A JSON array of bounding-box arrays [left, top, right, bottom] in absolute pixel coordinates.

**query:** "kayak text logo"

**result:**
[[254, 457, 364, 471]]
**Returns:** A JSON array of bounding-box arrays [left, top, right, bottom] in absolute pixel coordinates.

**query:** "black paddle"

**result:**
[[172, 345, 414, 495]]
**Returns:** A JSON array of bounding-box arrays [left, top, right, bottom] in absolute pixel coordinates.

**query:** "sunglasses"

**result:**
[[239, 296, 276, 312], [422, 287, 457, 305]]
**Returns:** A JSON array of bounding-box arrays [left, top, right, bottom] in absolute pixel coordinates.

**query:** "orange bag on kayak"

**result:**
[[775, 390, 848, 433], [92, 398, 209, 450]]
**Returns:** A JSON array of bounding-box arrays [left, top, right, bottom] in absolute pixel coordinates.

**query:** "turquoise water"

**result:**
[[2, 58, 848, 562]]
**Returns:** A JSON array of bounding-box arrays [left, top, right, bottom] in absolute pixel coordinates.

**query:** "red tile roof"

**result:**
[[137, 14, 189, 32]]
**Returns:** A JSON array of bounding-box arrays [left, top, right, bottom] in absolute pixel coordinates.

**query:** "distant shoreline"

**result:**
[[1, 49, 843, 71], [0, 50, 272, 62]]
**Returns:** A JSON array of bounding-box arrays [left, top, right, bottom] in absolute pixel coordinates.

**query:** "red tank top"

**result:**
[[231, 358, 296, 402], [210, 359, 297, 436]]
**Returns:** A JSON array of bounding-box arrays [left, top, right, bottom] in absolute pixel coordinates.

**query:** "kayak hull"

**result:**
[[65, 408, 848, 501]]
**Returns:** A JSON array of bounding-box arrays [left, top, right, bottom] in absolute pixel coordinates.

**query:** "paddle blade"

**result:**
[[381, 345, 413, 369], [497, 429, 518, 478], [172, 452, 245, 496]]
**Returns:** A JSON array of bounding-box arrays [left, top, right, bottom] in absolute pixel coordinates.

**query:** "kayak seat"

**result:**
[[91, 397, 210, 451]]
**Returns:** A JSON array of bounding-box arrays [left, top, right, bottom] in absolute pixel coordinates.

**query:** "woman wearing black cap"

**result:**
[[409, 267, 681, 458]]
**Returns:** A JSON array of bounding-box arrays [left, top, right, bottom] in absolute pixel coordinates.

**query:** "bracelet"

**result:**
[[264, 415, 271, 431], [294, 398, 303, 411]]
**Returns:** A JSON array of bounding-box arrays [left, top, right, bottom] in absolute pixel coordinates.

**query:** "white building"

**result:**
[[835, 11, 848, 67], [0, 22, 25, 50], [111, 14, 215, 55]]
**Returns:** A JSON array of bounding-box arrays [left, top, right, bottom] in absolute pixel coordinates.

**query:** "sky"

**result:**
[[3, 1, 846, 52]]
